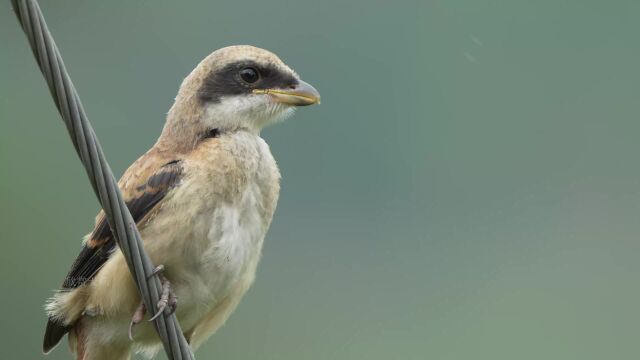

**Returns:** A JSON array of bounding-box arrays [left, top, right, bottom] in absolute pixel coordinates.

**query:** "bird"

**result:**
[[42, 45, 320, 360]]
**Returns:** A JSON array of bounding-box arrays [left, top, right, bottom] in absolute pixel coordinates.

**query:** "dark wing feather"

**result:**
[[61, 159, 183, 289], [43, 159, 182, 353]]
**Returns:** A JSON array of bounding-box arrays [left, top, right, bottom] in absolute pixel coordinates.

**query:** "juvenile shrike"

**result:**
[[43, 45, 320, 360]]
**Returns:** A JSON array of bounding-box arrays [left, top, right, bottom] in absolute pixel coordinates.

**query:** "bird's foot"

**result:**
[[128, 302, 146, 341], [128, 265, 178, 340], [148, 265, 178, 322]]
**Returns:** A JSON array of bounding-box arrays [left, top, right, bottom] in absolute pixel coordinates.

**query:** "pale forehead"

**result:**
[[205, 45, 294, 73]]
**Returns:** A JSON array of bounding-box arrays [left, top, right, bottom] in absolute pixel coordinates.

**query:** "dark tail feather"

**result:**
[[43, 318, 71, 354]]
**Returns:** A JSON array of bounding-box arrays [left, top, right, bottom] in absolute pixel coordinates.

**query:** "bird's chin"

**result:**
[[251, 103, 293, 130], [268, 105, 296, 124], [202, 95, 296, 132]]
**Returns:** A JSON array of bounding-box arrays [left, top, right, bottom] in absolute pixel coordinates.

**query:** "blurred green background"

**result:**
[[1, 0, 640, 359]]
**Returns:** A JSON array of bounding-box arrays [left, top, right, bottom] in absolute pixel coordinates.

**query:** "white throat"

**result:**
[[204, 95, 295, 133]]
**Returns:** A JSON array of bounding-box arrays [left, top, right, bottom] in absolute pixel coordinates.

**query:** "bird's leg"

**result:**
[[148, 265, 178, 322], [129, 265, 178, 340], [128, 302, 146, 341]]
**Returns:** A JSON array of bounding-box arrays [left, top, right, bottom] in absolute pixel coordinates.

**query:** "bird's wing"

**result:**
[[61, 153, 183, 289], [43, 151, 184, 353]]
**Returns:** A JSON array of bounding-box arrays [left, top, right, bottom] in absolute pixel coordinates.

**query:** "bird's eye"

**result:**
[[239, 67, 260, 83]]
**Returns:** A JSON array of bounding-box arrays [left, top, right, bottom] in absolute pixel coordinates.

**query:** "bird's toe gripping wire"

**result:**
[[148, 265, 178, 322], [128, 265, 178, 341]]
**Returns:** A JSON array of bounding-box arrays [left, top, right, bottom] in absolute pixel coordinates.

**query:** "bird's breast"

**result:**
[[146, 131, 281, 322]]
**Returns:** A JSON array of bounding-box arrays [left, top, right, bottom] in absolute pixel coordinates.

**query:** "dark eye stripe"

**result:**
[[198, 60, 298, 104]]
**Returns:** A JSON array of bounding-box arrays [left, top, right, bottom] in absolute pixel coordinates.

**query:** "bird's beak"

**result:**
[[253, 80, 321, 106]]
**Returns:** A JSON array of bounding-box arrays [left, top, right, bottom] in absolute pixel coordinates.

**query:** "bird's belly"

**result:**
[[102, 182, 274, 351], [146, 180, 270, 333]]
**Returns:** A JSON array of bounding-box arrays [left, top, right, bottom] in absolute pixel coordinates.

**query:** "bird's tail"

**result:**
[[43, 317, 70, 354]]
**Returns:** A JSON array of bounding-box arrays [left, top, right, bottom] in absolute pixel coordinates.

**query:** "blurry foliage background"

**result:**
[[1, 0, 640, 359]]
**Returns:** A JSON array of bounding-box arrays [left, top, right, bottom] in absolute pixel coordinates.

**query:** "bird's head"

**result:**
[[160, 45, 320, 149]]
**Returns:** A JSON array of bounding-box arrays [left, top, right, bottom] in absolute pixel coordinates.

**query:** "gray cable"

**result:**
[[10, 1, 195, 358]]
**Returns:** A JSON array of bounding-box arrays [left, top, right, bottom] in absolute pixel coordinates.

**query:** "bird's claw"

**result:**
[[128, 302, 146, 341], [147, 264, 165, 279], [148, 274, 177, 322], [129, 265, 177, 340]]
